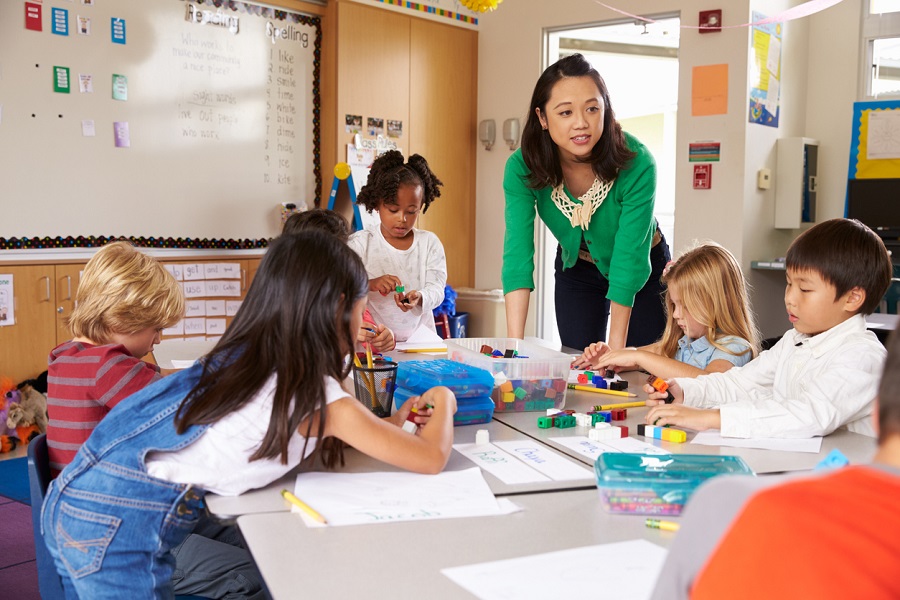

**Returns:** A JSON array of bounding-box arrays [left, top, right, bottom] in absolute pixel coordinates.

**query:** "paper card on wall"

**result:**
[[184, 300, 205, 317], [691, 64, 728, 117], [162, 320, 184, 336], [491, 440, 593, 481], [766, 36, 781, 76], [77, 15, 90, 35], [111, 18, 126, 44], [205, 300, 225, 317], [183, 281, 207, 298], [183, 318, 206, 336], [453, 443, 550, 484], [366, 117, 384, 136], [79, 74, 93, 93], [51, 8, 69, 36], [81, 120, 95, 137], [54, 67, 71, 94], [165, 263, 184, 281], [0, 274, 14, 326], [25, 3, 43, 32], [217, 280, 242, 297], [113, 122, 130, 148], [345, 114, 362, 133], [387, 119, 403, 139], [182, 264, 204, 281], [203, 263, 222, 279], [112, 74, 127, 101], [204, 280, 224, 296], [225, 300, 242, 316], [764, 76, 780, 120], [218, 263, 241, 279], [205, 318, 226, 336], [866, 110, 900, 159]]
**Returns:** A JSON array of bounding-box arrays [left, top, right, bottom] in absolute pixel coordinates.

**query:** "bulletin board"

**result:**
[[0, 0, 321, 248], [847, 100, 900, 180]]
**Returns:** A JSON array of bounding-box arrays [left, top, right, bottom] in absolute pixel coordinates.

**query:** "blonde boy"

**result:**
[[47, 242, 184, 471], [646, 219, 891, 438]]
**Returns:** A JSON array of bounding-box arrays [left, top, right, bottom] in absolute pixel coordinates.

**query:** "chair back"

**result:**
[[27, 433, 66, 600]]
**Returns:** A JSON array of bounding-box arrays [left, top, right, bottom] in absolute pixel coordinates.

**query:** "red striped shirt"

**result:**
[[46, 341, 160, 473]]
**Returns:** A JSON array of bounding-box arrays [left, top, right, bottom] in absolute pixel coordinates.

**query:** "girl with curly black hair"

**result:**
[[348, 150, 447, 342]]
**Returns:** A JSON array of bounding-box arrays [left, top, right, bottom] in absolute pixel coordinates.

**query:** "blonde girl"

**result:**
[[574, 242, 759, 378]]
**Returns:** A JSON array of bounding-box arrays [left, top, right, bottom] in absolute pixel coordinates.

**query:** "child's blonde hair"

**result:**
[[658, 242, 759, 360], [67, 242, 184, 343]]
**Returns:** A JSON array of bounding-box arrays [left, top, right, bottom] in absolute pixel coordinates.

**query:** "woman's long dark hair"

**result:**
[[175, 231, 368, 467], [521, 53, 635, 189]]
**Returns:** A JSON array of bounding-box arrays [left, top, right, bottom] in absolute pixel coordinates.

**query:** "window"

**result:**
[[862, 1, 900, 98]]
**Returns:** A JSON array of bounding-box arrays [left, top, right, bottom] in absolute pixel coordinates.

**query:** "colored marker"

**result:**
[[591, 401, 647, 411], [281, 489, 327, 524], [398, 348, 448, 353], [646, 518, 680, 532], [567, 383, 637, 398]]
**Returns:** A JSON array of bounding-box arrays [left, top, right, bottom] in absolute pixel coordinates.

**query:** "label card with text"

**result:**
[[453, 443, 550, 485], [491, 440, 593, 481]]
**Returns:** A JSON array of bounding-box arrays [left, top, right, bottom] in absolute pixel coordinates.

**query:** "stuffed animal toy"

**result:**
[[0, 376, 15, 438], [1, 383, 48, 452]]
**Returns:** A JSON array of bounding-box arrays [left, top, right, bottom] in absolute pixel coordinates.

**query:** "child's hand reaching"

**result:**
[[389, 394, 435, 429], [644, 379, 684, 405], [357, 324, 396, 353], [593, 348, 647, 373], [571, 341, 612, 369], [370, 274, 402, 296], [645, 404, 720, 431], [395, 289, 421, 312]]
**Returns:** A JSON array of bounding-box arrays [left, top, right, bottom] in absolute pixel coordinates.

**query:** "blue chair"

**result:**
[[26, 433, 65, 600], [27, 434, 207, 600]]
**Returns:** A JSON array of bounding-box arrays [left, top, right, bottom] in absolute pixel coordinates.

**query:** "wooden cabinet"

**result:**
[[0, 264, 76, 383], [0, 254, 263, 384], [329, 1, 477, 287]]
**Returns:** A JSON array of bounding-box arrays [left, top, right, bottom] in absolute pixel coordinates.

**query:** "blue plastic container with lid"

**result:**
[[594, 453, 754, 515], [395, 360, 494, 399], [393, 386, 494, 427]]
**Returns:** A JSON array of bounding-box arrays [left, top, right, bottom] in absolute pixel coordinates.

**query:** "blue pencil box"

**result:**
[[395, 359, 494, 399]]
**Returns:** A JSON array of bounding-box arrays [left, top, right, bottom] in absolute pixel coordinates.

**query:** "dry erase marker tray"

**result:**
[[594, 453, 754, 516], [392, 387, 494, 427], [445, 338, 570, 412], [395, 360, 494, 398]]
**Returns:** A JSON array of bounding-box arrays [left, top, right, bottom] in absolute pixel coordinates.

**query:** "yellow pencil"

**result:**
[[592, 401, 648, 411], [398, 347, 448, 353], [353, 353, 378, 410], [281, 489, 327, 524], [645, 518, 680, 532], [567, 383, 637, 398]]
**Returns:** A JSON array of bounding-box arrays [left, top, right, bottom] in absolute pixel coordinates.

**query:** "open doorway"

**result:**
[[535, 15, 680, 347]]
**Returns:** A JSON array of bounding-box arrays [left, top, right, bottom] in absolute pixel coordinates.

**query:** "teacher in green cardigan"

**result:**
[[503, 53, 670, 351]]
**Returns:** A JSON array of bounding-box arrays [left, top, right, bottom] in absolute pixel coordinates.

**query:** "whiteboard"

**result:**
[[0, 0, 320, 243]]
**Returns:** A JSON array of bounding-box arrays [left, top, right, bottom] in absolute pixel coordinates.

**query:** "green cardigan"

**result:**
[[501, 132, 657, 308]]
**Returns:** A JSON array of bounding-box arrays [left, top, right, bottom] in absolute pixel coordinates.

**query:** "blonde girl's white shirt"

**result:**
[[347, 223, 448, 342], [675, 315, 883, 439], [145, 375, 348, 496]]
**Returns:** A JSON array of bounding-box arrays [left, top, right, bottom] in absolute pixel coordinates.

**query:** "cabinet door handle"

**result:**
[[62, 275, 72, 301], [42, 276, 51, 302]]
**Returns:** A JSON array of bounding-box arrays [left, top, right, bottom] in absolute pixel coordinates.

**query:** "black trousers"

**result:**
[[554, 233, 670, 351]]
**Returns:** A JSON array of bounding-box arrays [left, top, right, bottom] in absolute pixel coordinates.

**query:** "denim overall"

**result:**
[[42, 362, 211, 599]]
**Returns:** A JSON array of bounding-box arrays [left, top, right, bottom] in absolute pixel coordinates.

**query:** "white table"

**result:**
[[206, 420, 595, 520], [492, 371, 876, 474], [237, 488, 675, 600]]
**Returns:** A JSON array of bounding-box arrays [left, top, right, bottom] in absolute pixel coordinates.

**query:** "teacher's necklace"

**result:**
[[551, 177, 615, 230]]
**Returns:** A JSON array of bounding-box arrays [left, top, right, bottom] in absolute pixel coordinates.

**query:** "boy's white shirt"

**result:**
[[676, 314, 883, 439], [348, 223, 447, 342]]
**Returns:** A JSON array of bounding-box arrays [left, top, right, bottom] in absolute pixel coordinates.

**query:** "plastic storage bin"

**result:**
[[594, 453, 754, 516], [396, 360, 494, 399], [445, 338, 571, 412], [392, 387, 494, 427]]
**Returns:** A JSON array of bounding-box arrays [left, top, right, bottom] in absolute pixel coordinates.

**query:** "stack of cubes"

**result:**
[[393, 360, 495, 426]]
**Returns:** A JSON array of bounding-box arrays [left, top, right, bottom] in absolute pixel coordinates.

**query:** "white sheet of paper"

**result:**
[[184, 300, 205, 317], [205, 318, 226, 336], [183, 264, 204, 281], [171, 359, 196, 369], [0, 274, 15, 326], [691, 430, 823, 453], [225, 300, 242, 316], [442, 539, 668, 600], [183, 318, 206, 336], [161, 320, 184, 337], [183, 281, 207, 298], [491, 440, 593, 481], [81, 119, 95, 136], [453, 443, 550, 484], [395, 341, 447, 353], [405, 324, 444, 345], [292, 467, 518, 527], [867, 110, 900, 159], [550, 436, 671, 462], [205, 300, 225, 317]]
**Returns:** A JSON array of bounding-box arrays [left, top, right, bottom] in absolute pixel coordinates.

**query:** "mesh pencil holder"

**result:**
[[352, 362, 398, 418]]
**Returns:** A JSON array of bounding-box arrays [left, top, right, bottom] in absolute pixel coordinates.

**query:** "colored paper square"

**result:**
[[52, 7, 69, 36], [114, 121, 130, 148], [111, 17, 126, 44], [112, 74, 127, 101], [53, 66, 71, 93], [692, 64, 728, 117], [25, 2, 42, 32]]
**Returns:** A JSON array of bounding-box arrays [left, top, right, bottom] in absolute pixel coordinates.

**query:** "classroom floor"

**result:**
[[0, 495, 41, 600]]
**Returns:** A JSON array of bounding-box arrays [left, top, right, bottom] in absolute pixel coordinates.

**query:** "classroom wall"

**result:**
[[475, 0, 864, 339]]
